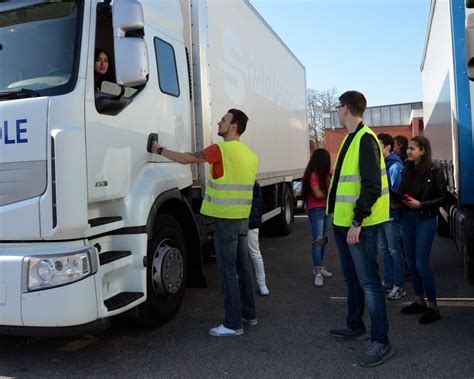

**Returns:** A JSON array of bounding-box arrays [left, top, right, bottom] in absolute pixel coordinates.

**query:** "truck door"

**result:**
[[84, 2, 192, 204]]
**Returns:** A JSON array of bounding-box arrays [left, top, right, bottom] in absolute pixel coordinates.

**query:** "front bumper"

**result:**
[[0, 240, 100, 332]]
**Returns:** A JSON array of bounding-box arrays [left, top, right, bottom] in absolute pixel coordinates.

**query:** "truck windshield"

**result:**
[[0, 0, 82, 98]]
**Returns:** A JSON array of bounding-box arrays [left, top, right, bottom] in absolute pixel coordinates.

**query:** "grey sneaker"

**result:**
[[360, 341, 394, 367], [387, 286, 407, 300], [329, 326, 369, 341], [242, 318, 258, 326]]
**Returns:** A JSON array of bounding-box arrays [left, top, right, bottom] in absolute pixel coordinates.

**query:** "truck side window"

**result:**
[[154, 37, 180, 97], [94, 4, 142, 115]]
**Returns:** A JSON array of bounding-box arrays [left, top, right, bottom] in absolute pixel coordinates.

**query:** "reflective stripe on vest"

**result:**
[[206, 180, 254, 192], [203, 195, 252, 205], [200, 141, 258, 219], [329, 125, 390, 227]]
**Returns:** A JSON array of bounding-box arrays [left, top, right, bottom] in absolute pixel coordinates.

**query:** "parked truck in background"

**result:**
[[0, 0, 308, 336], [421, 0, 474, 284]]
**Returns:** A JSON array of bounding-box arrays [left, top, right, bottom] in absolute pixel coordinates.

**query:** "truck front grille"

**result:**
[[0, 161, 47, 206]]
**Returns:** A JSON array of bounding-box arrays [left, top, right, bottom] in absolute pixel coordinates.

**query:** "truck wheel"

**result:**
[[463, 217, 474, 285], [271, 184, 294, 236], [437, 212, 450, 237], [139, 215, 187, 327]]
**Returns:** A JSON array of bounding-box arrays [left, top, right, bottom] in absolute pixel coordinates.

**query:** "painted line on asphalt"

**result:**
[[331, 297, 474, 301], [331, 297, 474, 307]]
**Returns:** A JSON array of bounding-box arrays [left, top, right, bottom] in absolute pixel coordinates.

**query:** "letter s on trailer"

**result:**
[[0, 0, 308, 336], [421, 0, 474, 284]]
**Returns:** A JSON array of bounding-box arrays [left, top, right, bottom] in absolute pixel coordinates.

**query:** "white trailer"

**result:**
[[421, 0, 474, 283], [0, 0, 308, 335]]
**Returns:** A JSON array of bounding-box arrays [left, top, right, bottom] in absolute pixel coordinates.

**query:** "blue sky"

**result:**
[[250, 0, 432, 107]]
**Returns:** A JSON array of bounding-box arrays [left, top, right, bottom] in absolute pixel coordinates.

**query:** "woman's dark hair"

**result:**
[[399, 136, 433, 195], [302, 148, 331, 203], [394, 135, 408, 161], [94, 49, 111, 90], [94, 48, 109, 63]]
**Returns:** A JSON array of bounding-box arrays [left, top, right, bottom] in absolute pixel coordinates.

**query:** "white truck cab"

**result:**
[[0, 0, 308, 336]]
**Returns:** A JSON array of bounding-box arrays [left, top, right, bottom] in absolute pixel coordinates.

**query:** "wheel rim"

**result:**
[[284, 195, 292, 225], [151, 238, 184, 297]]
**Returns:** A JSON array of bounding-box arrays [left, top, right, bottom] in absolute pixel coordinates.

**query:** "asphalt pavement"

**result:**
[[1, 215, 474, 378]]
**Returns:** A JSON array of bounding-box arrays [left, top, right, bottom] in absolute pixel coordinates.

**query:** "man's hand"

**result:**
[[151, 141, 161, 154], [347, 225, 361, 245]]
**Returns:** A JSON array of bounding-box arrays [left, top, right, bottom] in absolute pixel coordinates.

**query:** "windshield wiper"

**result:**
[[0, 88, 40, 100]]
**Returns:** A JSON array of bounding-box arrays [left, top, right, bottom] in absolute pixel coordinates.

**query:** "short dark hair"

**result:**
[[228, 108, 248, 135], [377, 133, 395, 152], [339, 91, 367, 117], [394, 135, 408, 148]]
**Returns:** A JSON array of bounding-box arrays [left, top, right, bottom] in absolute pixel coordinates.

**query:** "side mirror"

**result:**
[[466, 14, 474, 80], [112, 0, 148, 86], [115, 38, 148, 86]]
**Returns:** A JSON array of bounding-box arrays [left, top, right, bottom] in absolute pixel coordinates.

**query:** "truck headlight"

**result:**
[[27, 249, 93, 291]]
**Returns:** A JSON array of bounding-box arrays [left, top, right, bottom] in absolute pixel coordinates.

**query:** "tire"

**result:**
[[463, 217, 474, 285], [268, 184, 294, 236], [139, 214, 187, 327], [437, 211, 450, 237]]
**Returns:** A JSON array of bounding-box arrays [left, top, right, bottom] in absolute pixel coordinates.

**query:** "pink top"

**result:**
[[306, 171, 329, 210]]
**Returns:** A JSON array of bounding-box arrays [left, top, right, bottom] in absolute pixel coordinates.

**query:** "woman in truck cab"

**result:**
[[398, 136, 447, 324], [94, 49, 110, 91]]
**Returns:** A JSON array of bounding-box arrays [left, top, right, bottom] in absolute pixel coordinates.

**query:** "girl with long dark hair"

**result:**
[[398, 136, 447, 324], [302, 148, 332, 286], [94, 49, 110, 91]]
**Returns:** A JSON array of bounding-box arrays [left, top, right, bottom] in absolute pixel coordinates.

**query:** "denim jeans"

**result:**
[[378, 221, 404, 288], [307, 207, 330, 268], [400, 209, 437, 305], [333, 224, 389, 345], [213, 217, 256, 330]]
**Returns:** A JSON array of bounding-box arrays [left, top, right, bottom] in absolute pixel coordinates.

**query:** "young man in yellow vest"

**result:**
[[151, 109, 258, 337], [327, 91, 393, 367]]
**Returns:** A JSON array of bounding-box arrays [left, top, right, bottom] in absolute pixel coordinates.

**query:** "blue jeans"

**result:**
[[333, 224, 389, 345], [307, 207, 330, 268], [378, 221, 404, 287], [213, 218, 256, 330], [400, 210, 437, 305]]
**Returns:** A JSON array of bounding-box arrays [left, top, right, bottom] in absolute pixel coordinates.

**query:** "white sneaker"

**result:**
[[258, 283, 270, 296], [320, 267, 333, 278], [314, 273, 323, 287], [208, 324, 244, 337]]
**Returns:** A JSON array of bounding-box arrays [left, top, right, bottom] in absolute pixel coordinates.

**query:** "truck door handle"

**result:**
[[147, 133, 158, 153]]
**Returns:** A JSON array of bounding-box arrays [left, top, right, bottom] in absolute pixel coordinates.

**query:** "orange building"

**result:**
[[323, 102, 423, 164]]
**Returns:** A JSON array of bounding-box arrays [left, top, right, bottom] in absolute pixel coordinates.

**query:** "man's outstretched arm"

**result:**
[[151, 141, 207, 164]]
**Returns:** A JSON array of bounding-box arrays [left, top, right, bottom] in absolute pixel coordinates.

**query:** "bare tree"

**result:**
[[307, 88, 338, 145]]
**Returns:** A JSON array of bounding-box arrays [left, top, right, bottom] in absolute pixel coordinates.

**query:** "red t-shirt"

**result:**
[[306, 171, 329, 210], [203, 144, 224, 179]]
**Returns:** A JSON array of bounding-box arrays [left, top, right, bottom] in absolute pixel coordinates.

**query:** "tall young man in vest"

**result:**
[[327, 91, 393, 367], [151, 109, 258, 337]]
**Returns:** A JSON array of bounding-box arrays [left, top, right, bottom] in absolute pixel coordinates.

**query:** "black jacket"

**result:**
[[417, 166, 447, 218], [327, 122, 382, 224], [249, 182, 263, 229]]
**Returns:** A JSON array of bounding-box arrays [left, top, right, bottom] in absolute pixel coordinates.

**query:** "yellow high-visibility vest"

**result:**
[[200, 141, 258, 219], [328, 125, 389, 227]]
